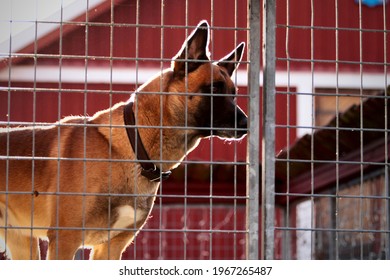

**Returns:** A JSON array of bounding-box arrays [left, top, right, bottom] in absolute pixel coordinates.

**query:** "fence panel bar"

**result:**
[[246, 0, 261, 260], [262, 0, 276, 260]]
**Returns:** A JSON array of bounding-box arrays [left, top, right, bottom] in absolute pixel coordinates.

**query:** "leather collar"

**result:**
[[123, 100, 171, 182]]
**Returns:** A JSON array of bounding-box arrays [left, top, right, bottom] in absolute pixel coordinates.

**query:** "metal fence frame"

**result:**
[[247, 0, 277, 260], [261, 0, 276, 260], [246, 0, 261, 260]]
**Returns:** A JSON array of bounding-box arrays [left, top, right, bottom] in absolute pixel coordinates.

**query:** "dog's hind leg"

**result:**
[[92, 231, 135, 260]]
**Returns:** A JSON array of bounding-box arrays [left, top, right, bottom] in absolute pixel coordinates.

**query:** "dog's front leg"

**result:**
[[1, 233, 40, 260], [91, 231, 135, 260], [47, 229, 82, 260]]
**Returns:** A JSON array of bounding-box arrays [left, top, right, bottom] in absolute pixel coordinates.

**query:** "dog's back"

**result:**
[[0, 118, 87, 195]]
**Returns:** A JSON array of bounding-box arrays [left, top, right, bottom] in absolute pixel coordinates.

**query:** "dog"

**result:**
[[0, 20, 247, 259]]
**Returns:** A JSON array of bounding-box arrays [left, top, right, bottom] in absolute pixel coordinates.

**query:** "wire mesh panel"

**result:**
[[274, 0, 390, 259], [0, 0, 258, 260]]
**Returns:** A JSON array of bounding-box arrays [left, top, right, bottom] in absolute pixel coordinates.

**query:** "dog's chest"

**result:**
[[111, 205, 146, 235]]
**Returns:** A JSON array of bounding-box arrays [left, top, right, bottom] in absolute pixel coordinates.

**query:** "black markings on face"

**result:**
[[194, 80, 238, 137]]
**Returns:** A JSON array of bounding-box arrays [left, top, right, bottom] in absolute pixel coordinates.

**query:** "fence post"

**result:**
[[262, 0, 276, 260], [246, 0, 261, 260]]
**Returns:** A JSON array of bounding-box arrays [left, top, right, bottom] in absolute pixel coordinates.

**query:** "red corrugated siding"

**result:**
[[276, 0, 390, 71], [0, 82, 131, 122], [16, 0, 247, 68]]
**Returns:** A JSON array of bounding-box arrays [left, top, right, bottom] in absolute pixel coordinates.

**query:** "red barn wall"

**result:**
[[276, 0, 389, 72]]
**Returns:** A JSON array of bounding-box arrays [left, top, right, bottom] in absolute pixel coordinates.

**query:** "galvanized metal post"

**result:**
[[246, 0, 261, 260], [262, 0, 276, 260]]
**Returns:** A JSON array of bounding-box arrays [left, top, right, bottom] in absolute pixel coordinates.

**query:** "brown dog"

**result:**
[[0, 20, 247, 260]]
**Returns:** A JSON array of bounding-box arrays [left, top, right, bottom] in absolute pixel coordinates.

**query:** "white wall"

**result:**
[[0, 0, 105, 54]]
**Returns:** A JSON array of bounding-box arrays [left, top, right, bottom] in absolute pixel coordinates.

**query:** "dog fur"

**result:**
[[0, 20, 247, 259]]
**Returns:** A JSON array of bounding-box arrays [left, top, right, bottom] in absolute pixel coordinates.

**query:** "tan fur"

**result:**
[[0, 21, 247, 259]]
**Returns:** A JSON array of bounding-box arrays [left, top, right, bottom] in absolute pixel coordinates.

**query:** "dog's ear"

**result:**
[[217, 42, 245, 76], [173, 20, 210, 75]]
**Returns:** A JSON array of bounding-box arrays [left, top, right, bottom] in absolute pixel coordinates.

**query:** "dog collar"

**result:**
[[123, 101, 171, 182]]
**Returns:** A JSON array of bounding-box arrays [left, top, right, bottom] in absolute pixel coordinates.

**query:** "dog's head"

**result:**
[[138, 20, 247, 142], [169, 20, 247, 140]]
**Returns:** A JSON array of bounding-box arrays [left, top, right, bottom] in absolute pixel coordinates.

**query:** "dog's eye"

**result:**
[[211, 86, 219, 94], [210, 82, 225, 94], [202, 85, 219, 94], [201, 82, 224, 95]]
